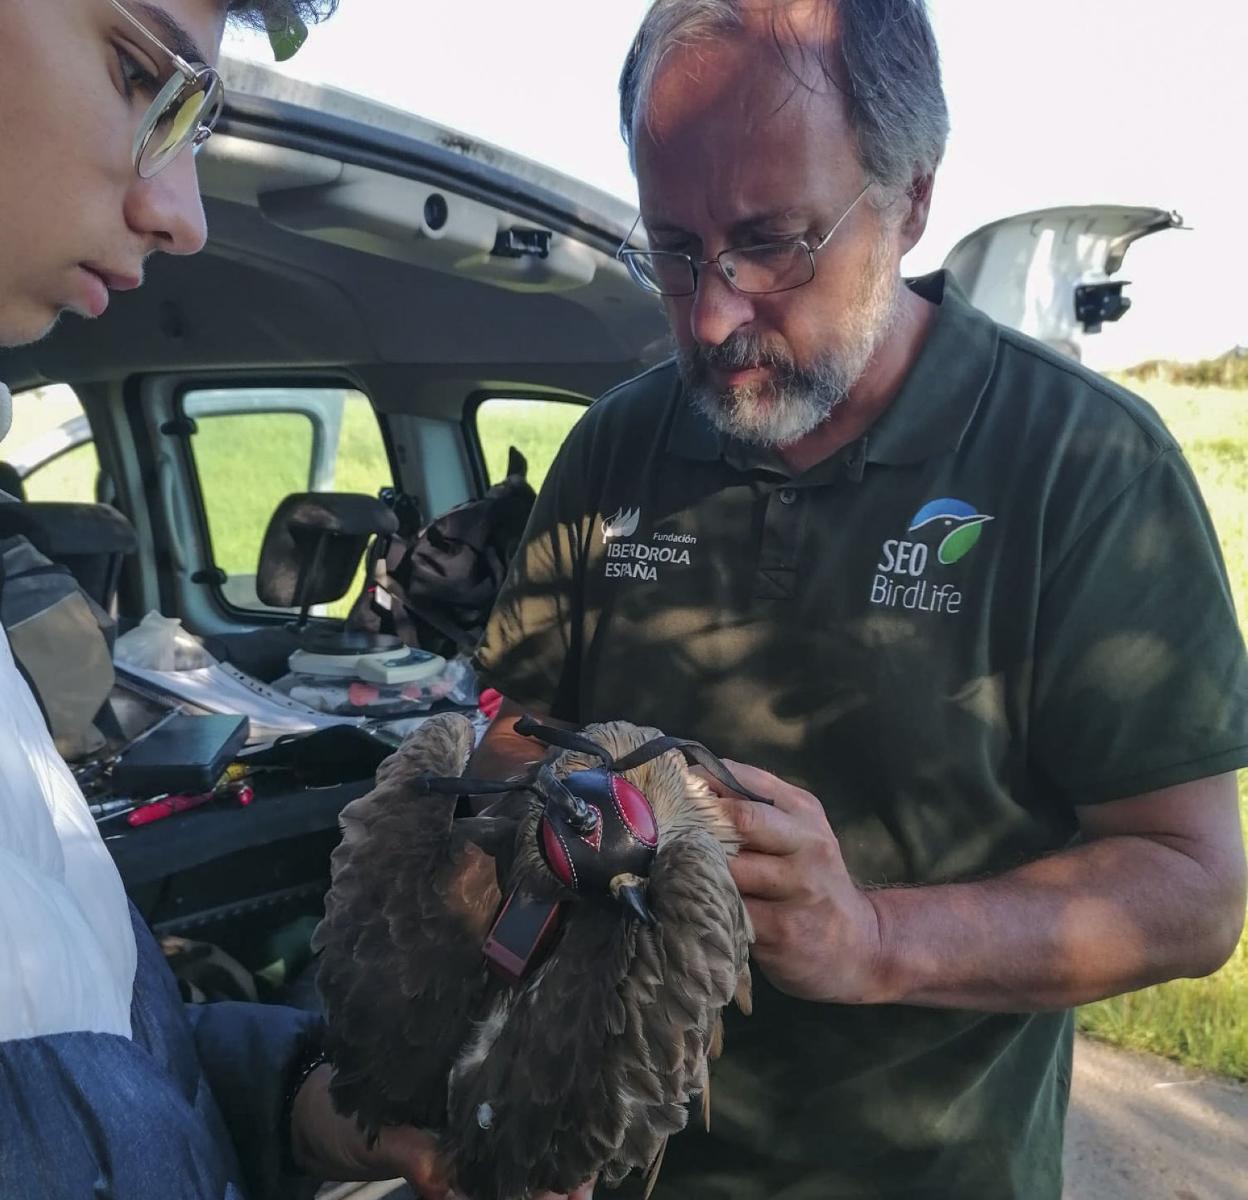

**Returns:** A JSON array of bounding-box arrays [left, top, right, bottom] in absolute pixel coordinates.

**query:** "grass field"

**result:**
[[6, 377, 1247, 1076], [1077, 379, 1248, 1079], [475, 397, 585, 492]]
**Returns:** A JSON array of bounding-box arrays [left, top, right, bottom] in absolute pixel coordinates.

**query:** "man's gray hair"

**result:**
[[619, 0, 949, 196]]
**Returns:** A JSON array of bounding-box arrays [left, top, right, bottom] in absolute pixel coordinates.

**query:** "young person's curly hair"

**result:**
[[225, 0, 340, 28]]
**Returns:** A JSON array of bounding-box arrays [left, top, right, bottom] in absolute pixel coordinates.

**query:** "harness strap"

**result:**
[[407, 716, 774, 810], [517, 716, 774, 806], [411, 775, 528, 798], [609, 736, 773, 805], [513, 715, 613, 767]]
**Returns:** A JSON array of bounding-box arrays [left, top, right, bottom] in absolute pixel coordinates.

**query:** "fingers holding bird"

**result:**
[[696, 759, 886, 1006]]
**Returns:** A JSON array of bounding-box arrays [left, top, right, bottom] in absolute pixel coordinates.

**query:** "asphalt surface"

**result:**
[[1065, 1036, 1247, 1200]]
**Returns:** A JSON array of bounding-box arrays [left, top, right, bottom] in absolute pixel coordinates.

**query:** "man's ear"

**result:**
[[899, 171, 936, 255]]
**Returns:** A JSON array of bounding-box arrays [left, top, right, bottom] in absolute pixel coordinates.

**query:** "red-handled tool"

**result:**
[[126, 782, 254, 827]]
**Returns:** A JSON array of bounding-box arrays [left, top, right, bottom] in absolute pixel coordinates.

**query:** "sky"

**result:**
[[225, 1, 1248, 369]]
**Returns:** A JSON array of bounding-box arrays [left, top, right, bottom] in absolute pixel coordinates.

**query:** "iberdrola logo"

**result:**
[[908, 499, 994, 565], [601, 507, 641, 540]]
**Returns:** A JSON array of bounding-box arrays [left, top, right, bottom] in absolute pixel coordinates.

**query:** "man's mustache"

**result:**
[[680, 334, 797, 385]]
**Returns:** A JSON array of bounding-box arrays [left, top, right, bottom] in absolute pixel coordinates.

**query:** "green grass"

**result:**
[[194, 410, 317, 577], [476, 398, 586, 490], [191, 396, 391, 617], [1076, 378, 1248, 1080]]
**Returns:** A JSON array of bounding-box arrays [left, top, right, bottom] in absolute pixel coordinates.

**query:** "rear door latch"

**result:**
[[491, 228, 552, 260]]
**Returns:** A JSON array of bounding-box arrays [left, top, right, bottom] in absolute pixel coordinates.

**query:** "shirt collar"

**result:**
[[665, 270, 998, 471], [862, 270, 998, 465]]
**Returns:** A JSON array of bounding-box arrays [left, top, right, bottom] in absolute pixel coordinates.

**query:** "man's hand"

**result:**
[[705, 760, 884, 1004]]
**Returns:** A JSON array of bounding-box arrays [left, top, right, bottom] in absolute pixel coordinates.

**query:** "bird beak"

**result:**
[[610, 874, 656, 927]]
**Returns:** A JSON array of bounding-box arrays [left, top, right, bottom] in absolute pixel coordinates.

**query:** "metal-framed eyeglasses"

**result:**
[[617, 184, 871, 298], [108, 0, 225, 178]]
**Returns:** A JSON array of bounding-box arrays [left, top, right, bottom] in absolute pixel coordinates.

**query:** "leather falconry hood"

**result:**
[[411, 714, 772, 925]]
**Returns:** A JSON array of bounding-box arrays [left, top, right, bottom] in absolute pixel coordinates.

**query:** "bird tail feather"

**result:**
[[642, 1137, 668, 1200]]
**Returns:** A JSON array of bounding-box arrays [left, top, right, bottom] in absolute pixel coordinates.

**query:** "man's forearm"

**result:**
[[864, 834, 1244, 1011]]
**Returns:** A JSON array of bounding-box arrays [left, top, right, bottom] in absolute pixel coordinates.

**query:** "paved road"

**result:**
[[1065, 1036, 1248, 1199]]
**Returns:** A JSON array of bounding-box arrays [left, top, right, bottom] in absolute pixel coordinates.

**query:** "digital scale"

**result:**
[[287, 646, 446, 685]]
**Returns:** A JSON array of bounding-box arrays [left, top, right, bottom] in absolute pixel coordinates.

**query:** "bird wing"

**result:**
[[445, 824, 752, 1200], [613, 826, 752, 1170], [443, 903, 642, 1200], [313, 712, 503, 1137]]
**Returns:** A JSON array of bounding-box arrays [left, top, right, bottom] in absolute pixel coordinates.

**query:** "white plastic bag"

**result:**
[[115, 611, 212, 672]]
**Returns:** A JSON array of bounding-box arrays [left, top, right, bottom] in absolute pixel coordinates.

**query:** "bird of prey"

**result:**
[[312, 712, 760, 1200]]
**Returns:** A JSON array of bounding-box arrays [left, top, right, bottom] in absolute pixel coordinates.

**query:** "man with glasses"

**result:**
[[0, 3, 470, 1197], [473, 2, 1248, 1197]]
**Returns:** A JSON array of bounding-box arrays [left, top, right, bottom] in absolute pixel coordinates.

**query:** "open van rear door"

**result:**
[[942, 205, 1184, 359]]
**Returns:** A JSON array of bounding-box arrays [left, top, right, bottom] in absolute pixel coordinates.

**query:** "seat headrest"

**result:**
[[0, 463, 25, 502], [0, 501, 137, 557], [256, 493, 398, 610]]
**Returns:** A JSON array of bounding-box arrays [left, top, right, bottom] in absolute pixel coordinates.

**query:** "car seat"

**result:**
[[0, 500, 137, 611], [0, 462, 26, 501]]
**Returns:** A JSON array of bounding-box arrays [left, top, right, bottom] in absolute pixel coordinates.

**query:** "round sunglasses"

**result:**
[[108, 0, 224, 178]]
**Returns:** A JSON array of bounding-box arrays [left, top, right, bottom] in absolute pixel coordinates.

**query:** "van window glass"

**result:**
[[184, 387, 389, 615], [474, 397, 584, 492], [6, 385, 100, 504]]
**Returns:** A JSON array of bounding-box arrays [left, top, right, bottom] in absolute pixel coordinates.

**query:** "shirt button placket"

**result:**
[[755, 484, 801, 599]]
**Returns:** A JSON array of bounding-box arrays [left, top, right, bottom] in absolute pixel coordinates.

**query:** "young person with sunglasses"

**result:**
[[0, 4, 463, 1197]]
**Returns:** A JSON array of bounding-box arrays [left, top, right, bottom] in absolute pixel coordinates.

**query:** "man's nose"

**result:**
[[123, 149, 209, 258], [686, 263, 756, 349]]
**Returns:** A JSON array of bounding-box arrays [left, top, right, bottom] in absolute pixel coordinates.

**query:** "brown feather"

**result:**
[[312, 713, 500, 1137], [642, 1136, 668, 1200]]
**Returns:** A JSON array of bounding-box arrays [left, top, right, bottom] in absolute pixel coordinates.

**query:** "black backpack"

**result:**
[[348, 448, 536, 658]]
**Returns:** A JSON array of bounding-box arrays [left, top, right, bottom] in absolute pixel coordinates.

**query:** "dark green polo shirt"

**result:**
[[474, 271, 1248, 1199]]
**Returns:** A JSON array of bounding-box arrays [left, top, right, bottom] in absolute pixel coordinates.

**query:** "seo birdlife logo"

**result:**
[[870, 498, 993, 615]]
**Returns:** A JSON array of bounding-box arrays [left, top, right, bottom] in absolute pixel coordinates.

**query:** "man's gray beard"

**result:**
[[678, 239, 901, 448]]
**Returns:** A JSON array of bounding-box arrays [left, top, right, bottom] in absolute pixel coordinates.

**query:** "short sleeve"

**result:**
[[473, 424, 593, 721], [1030, 448, 1248, 803]]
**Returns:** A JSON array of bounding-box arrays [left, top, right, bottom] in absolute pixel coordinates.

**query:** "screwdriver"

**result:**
[[126, 781, 254, 827]]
